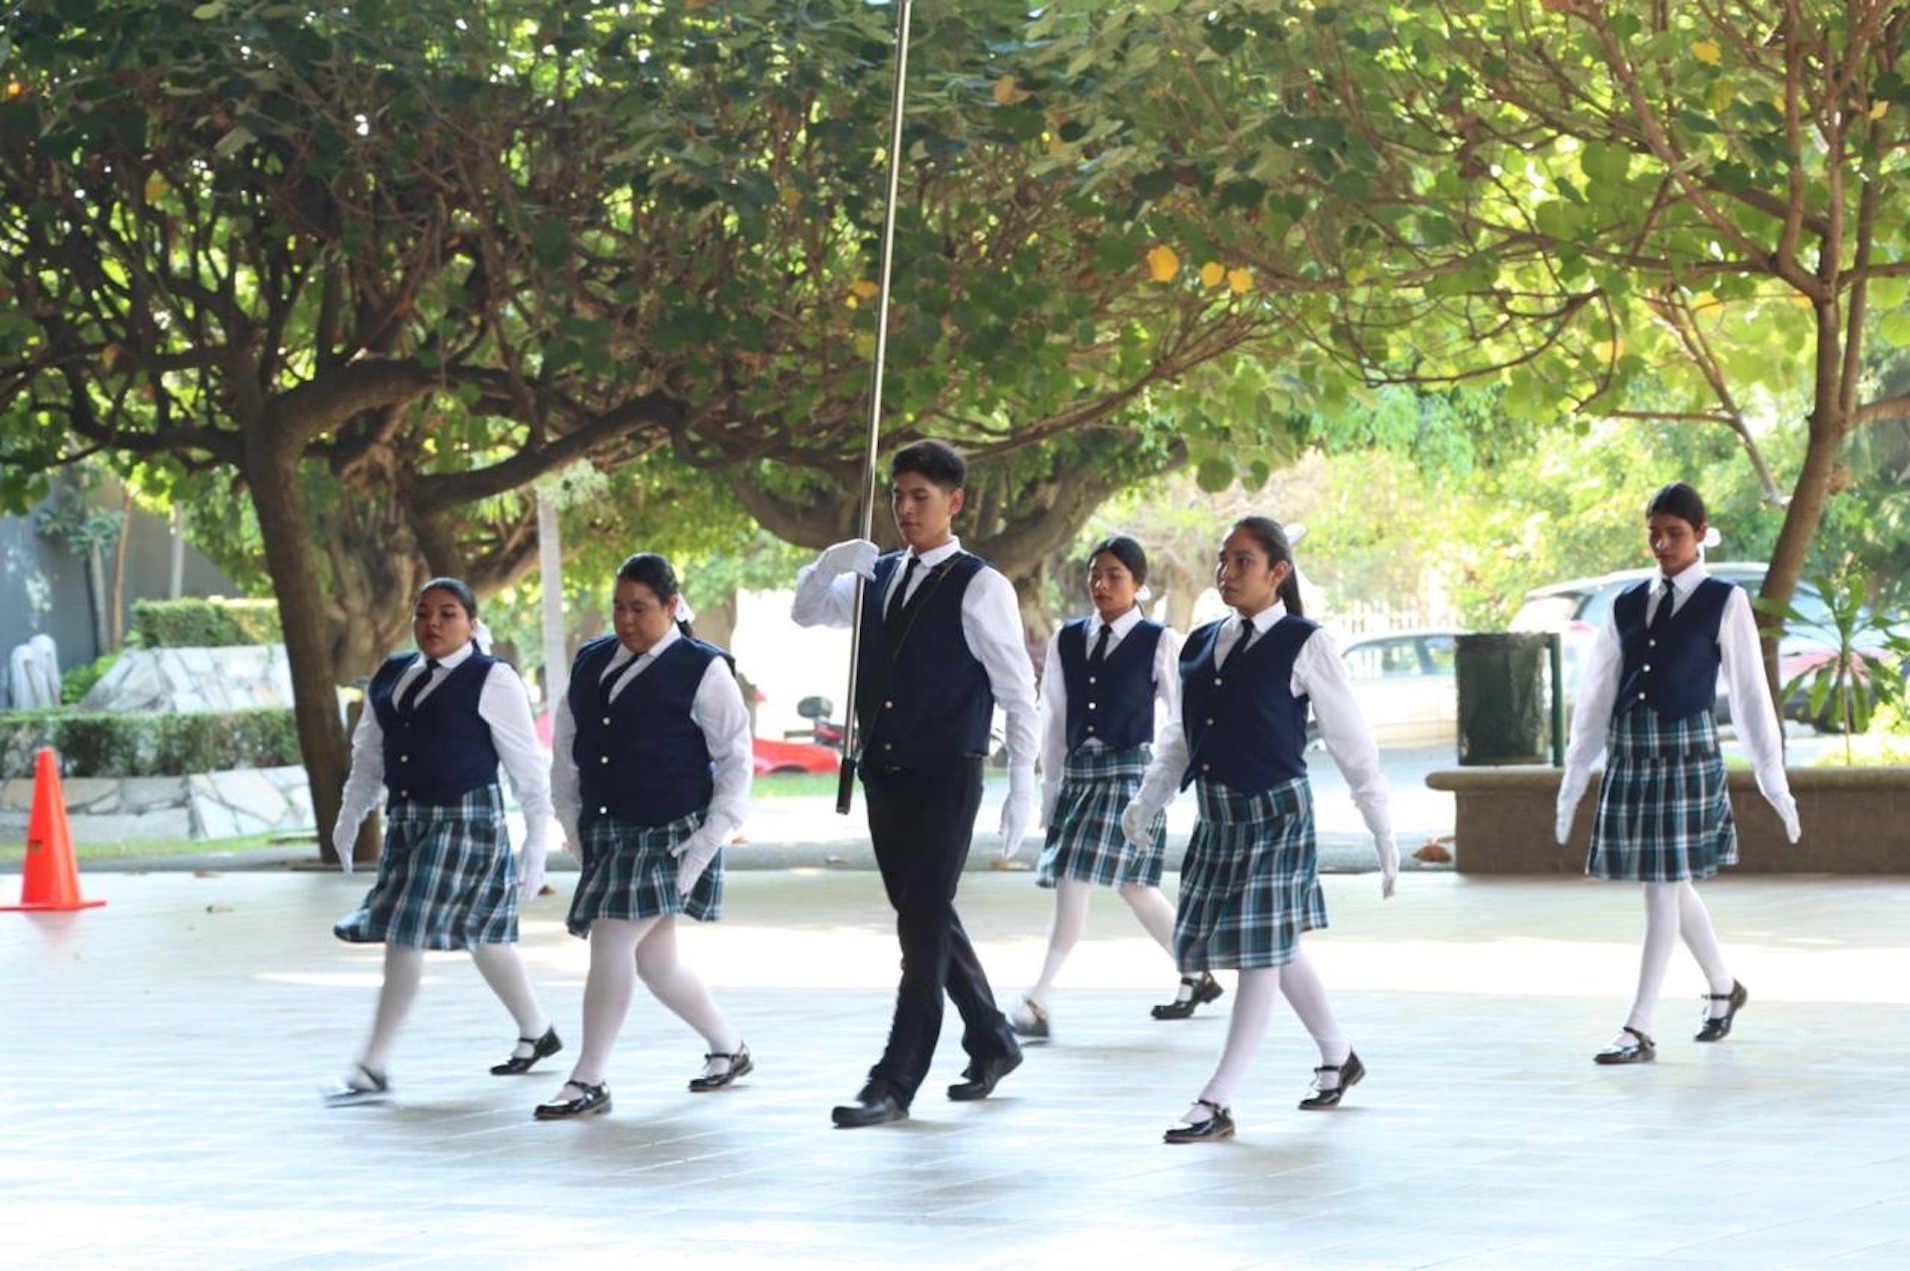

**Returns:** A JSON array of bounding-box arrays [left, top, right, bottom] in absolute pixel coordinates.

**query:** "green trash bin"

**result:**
[[1455, 633, 1553, 765]]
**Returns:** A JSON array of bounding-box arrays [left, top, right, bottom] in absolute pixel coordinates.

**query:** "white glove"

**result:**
[[331, 817, 358, 876], [518, 843, 547, 899], [1120, 797, 1153, 849], [671, 827, 722, 895], [1554, 806, 1575, 847], [999, 763, 1036, 860], [1375, 834, 1399, 900], [817, 539, 879, 580], [1782, 808, 1801, 845]]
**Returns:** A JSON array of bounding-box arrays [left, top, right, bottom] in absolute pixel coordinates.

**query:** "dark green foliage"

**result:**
[[0, 708, 301, 778], [131, 599, 284, 648]]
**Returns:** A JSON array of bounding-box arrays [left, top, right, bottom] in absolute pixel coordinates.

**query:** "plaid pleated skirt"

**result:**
[[1036, 743, 1166, 890], [1173, 777, 1327, 972], [334, 784, 519, 951], [1588, 707, 1737, 882], [566, 811, 722, 938]]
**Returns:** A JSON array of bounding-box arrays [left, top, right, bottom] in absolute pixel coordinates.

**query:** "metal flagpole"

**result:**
[[836, 0, 916, 815]]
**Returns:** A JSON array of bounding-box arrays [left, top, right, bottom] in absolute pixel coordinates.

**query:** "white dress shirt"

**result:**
[[1038, 608, 1184, 810], [1132, 601, 1393, 842], [548, 625, 753, 849], [337, 642, 553, 857], [791, 536, 1039, 770], [1559, 560, 1796, 822]]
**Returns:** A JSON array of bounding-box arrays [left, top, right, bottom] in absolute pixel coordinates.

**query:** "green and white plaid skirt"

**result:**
[[1588, 707, 1736, 882], [1036, 743, 1166, 890], [335, 784, 519, 951], [566, 811, 722, 937], [1173, 776, 1327, 972]]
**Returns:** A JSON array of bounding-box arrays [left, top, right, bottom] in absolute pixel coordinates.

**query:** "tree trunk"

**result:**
[[244, 439, 353, 867]]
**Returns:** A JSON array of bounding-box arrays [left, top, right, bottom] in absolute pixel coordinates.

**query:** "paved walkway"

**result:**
[[5, 866, 1909, 1269]]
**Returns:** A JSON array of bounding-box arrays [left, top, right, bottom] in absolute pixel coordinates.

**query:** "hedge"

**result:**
[[0, 708, 302, 778], [132, 597, 284, 648]]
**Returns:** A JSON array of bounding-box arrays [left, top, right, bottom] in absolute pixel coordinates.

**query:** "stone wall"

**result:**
[[1428, 765, 1910, 874], [81, 645, 294, 713], [0, 766, 314, 845]]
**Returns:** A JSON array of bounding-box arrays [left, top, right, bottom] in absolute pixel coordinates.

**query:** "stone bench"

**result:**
[[1425, 765, 1910, 874]]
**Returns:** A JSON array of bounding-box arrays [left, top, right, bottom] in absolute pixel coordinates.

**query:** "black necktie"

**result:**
[[1649, 579, 1674, 634], [886, 556, 920, 628], [1088, 623, 1113, 665], [396, 659, 440, 712], [600, 652, 646, 698]]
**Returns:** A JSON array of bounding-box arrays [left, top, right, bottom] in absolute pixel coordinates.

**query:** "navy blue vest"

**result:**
[[1060, 616, 1164, 753], [567, 634, 722, 828], [1613, 576, 1732, 720], [370, 651, 500, 805], [1178, 616, 1314, 794], [853, 550, 994, 772]]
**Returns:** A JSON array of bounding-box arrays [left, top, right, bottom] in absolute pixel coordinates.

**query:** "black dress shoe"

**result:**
[[1298, 1050, 1365, 1110], [1164, 1099, 1235, 1143], [534, 1080, 612, 1120], [491, 1025, 563, 1075], [1151, 971, 1225, 1020], [1593, 1025, 1656, 1065], [831, 1090, 908, 1128], [1695, 981, 1748, 1042], [688, 1043, 753, 1092], [947, 1050, 1022, 1101]]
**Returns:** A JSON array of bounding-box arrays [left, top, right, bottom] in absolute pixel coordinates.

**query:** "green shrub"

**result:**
[[132, 597, 283, 648], [0, 708, 302, 778]]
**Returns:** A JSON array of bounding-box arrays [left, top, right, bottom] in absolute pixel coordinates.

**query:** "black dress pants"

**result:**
[[859, 758, 1018, 1107]]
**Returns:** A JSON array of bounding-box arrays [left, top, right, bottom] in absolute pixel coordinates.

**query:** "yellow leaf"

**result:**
[[992, 75, 1032, 106], [145, 174, 169, 202], [1227, 267, 1253, 294], [1145, 244, 1181, 282], [1691, 40, 1722, 66], [849, 279, 879, 299], [101, 343, 121, 370], [1200, 261, 1225, 288], [1871, 100, 1890, 121], [1046, 134, 1068, 157], [778, 186, 803, 209], [844, 295, 859, 310], [4, 81, 25, 100]]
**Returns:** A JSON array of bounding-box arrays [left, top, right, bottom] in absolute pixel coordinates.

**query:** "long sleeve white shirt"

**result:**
[[1037, 608, 1184, 810], [547, 625, 753, 849], [336, 643, 553, 857], [1132, 601, 1393, 844], [791, 536, 1039, 771]]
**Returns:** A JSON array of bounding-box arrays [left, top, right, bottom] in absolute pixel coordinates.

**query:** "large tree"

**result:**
[[0, 0, 1295, 860]]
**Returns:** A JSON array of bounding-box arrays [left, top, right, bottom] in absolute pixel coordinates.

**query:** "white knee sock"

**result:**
[[469, 941, 551, 1051], [1619, 883, 1682, 1042], [1279, 946, 1351, 1076], [1030, 880, 1092, 1004], [636, 918, 740, 1056], [360, 944, 425, 1073], [567, 917, 653, 1087], [1187, 966, 1281, 1116], [1118, 882, 1177, 956], [1676, 881, 1736, 1014]]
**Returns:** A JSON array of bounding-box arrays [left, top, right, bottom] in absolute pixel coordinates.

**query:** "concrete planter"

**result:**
[[1426, 765, 1910, 874], [0, 765, 314, 845]]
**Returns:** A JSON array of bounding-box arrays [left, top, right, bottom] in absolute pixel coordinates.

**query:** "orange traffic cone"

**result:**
[[3, 747, 106, 912]]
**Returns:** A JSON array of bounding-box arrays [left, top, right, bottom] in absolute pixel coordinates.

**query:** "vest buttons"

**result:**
[[884, 742, 894, 751], [398, 755, 409, 763], [399, 789, 410, 798], [1087, 675, 1098, 685], [884, 699, 895, 709], [1213, 676, 1223, 687], [1200, 763, 1211, 772], [1085, 724, 1096, 733], [1648, 637, 1657, 648], [1087, 701, 1097, 710], [598, 805, 608, 815], [1643, 664, 1652, 673], [600, 756, 610, 764], [1206, 717, 1214, 725], [1637, 691, 1648, 700], [601, 716, 611, 726]]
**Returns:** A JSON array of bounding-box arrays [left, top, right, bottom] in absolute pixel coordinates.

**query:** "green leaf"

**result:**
[[1194, 456, 1235, 493], [1579, 141, 1630, 186]]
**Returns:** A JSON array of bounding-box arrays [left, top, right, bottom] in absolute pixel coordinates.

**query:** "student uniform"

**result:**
[[335, 644, 552, 950], [550, 627, 752, 935], [1036, 610, 1182, 889]]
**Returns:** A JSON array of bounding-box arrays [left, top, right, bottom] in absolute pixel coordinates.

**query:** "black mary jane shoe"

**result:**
[[534, 1080, 612, 1120], [1593, 1025, 1656, 1066], [1163, 1099, 1235, 1144], [1298, 1050, 1366, 1111], [1151, 972, 1225, 1021], [688, 1043, 754, 1092], [491, 1025, 563, 1076], [1695, 981, 1748, 1043]]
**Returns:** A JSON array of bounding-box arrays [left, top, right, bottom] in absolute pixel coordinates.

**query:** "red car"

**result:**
[[750, 736, 841, 776]]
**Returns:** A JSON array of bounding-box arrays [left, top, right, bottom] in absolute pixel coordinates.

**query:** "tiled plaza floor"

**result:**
[[5, 865, 1909, 1268]]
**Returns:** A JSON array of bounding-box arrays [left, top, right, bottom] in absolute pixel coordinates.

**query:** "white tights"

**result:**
[[565, 916, 738, 1088], [1617, 880, 1733, 1040], [1028, 879, 1177, 1003], [1185, 945, 1350, 1118], [358, 941, 551, 1073]]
